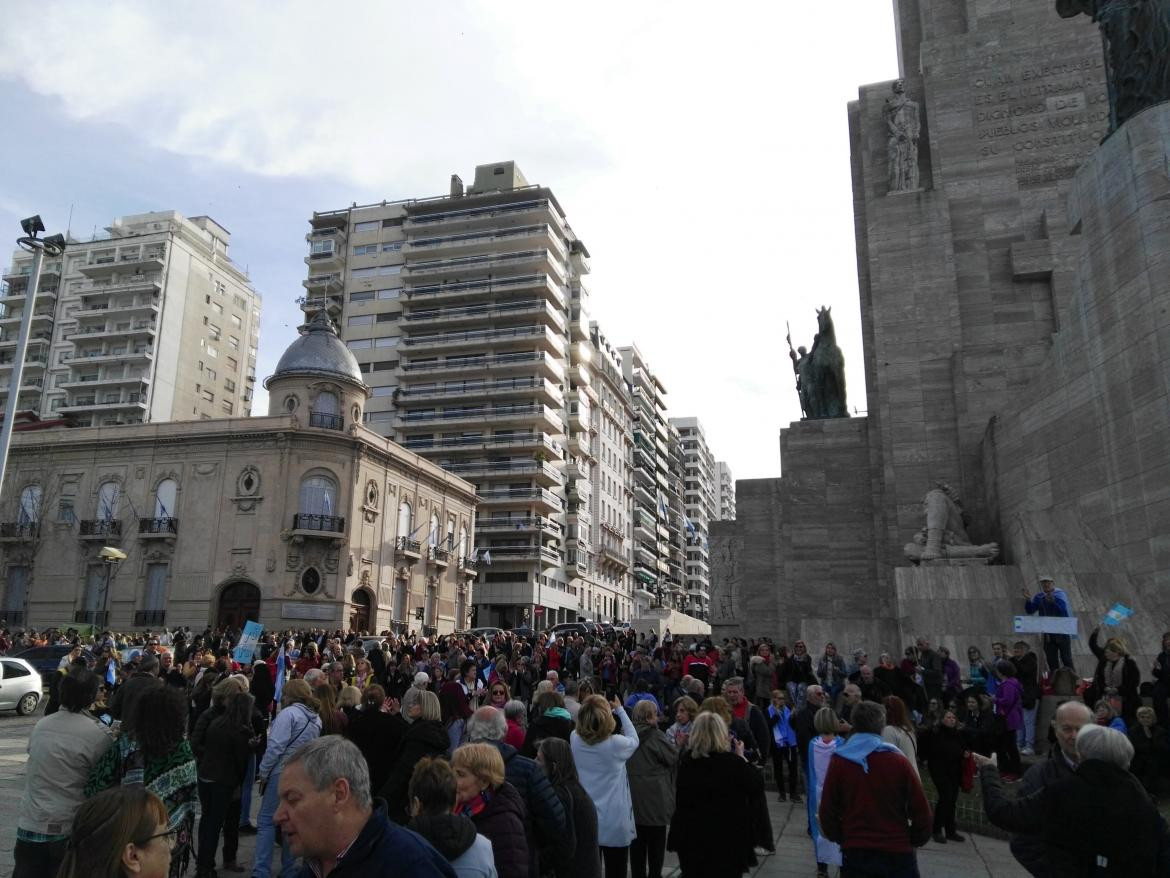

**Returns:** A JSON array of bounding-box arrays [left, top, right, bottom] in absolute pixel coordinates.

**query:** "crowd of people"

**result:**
[[5, 584, 1170, 878]]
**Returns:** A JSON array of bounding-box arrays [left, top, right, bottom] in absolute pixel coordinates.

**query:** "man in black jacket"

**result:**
[[792, 684, 827, 772], [1011, 641, 1041, 755], [277, 736, 454, 878], [465, 705, 567, 875], [980, 700, 1092, 875]]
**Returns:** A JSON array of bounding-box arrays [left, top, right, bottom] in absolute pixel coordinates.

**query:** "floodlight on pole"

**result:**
[[0, 217, 66, 503]]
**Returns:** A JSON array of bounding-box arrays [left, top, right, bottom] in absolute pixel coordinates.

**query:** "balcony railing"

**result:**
[[0, 522, 38, 540], [402, 324, 545, 348], [138, 517, 178, 536], [292, 513, 345, 533], [308, 412, 344, 430], [74, 610, 110, 626], [80, 519, 122, 538], [395, 536, 421, 555], [430, 546, 450, 564], [134, 610, 167, 626], [1, 610, 25, 626]]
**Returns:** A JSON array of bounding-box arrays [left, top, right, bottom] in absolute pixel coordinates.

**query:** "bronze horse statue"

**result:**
[[803, 307, 847, 419]]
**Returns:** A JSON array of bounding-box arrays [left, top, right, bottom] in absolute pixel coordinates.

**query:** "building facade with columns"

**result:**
[[0, 311, 477, 634]]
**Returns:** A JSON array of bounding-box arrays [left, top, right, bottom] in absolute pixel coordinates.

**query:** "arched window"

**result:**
[[313, 390, 339, 415], [397, 501, 412, 540], [445, 518, 455, 551], [458, 525, 468, 560], [97, 481, 120, 521], [17, 485, 41, 525], [310, 390, 341, 430], [154, 478, 177, 520], [428, 512, 440, 547], [299, 474, 337, 517]]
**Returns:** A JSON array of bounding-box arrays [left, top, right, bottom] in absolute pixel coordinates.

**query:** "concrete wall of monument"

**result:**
[[849, 3, 1109, 573], [980, 105, 1170, 663], [709, 419, 898, 650], [0, 416, 477, 633]]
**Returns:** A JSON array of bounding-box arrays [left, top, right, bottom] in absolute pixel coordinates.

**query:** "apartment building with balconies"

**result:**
[[0, 211, 261, 427], [715, 460, 736, 521], [671, 416, 717, 620], [309, 162, 607, 629], [619, 344, 681, 616]]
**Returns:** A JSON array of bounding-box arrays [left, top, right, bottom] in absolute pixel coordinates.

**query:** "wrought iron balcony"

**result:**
[[308, 412, 344, 430], [80, 519, 122, 538], [134, 610, 167, 626], [292, 513, 345, 533], [1, 610, 25, 625], [0, 522, 39, 540], [138, 517, 178, 536], [395, 536, 422, 556], [74, 610, 109, 626]]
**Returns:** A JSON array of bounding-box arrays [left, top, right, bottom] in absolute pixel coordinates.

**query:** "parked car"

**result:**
[[11, 645, 95, 679], [546, 622, 591, 638], [0, 657, 43, 714], [467, 627, 503, 640], [507, 626, 536, 640]]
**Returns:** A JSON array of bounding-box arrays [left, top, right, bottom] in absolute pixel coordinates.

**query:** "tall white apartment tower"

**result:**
[[715, 460, 736, 521], [309, 161, 607, 629], [1, 212, 261, 425], [670, 416, 716, 619], [619, 345, 685, 614]]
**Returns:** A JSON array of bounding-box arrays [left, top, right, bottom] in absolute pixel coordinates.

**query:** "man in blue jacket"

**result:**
[[1022, 575, 1075, 673], [276, 736, 455, 878]]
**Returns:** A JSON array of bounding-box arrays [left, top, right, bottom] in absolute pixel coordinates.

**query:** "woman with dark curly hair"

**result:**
[[86, 685, 197, 877]]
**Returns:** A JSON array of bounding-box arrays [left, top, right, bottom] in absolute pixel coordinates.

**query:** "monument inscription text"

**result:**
[[971, 49, 1108, 187]]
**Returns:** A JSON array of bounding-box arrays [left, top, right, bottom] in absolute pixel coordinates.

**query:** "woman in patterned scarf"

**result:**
[[86, 684, 198, 877]]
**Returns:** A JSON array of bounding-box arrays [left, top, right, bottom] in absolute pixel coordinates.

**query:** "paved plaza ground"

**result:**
[[0, 703, 1028, 877]]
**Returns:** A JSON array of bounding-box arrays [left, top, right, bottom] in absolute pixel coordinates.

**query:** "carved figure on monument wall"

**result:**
[[905, 482, 1000, 565], [787, 308, 848, 419], [1056, 0, 1170, 133], [884, 79, 921, 192]]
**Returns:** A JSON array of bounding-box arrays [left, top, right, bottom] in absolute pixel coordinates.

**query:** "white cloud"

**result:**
[[0, 1, 899, 479]]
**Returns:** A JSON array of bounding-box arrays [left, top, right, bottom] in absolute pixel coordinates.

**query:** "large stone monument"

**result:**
[[710, 0, 1170, 668]]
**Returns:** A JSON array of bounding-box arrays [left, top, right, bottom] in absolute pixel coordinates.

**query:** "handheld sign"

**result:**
[[1013, 616, 1078, 636], [233, 621, 264, 664]]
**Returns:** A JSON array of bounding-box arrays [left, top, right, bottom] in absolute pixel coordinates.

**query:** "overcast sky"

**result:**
[[0, 1, 898, 481]]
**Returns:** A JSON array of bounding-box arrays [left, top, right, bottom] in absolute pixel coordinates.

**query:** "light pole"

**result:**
[[98, 545, 126, 627], [0, 217, 65, 499]]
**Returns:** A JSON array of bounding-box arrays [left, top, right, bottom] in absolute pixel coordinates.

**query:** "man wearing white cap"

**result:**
[[1022, 575, 1074, 673]]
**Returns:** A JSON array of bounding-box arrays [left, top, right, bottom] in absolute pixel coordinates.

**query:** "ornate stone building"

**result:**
[[0, 311, 477, 634]]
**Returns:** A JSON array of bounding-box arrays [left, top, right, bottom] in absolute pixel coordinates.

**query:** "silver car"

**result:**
[[0, 657, 42, 715]]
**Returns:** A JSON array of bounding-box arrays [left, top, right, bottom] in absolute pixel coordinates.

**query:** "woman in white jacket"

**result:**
[[571, 694, 639, 878]]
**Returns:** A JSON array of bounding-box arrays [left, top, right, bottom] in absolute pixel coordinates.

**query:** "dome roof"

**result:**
[[267, 310, 365, 387]]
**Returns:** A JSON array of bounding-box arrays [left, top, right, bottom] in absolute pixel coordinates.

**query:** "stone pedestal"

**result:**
[[895, 565, 1028, 656]]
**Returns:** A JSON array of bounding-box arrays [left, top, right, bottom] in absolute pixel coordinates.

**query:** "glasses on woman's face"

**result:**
[[139, 828, 178, 850]]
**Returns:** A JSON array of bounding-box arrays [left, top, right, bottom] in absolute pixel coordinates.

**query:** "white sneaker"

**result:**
[[1020, 746, 1034, 756]]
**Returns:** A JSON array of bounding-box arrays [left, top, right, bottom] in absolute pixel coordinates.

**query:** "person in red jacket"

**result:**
[[818, 700, 933, 876]]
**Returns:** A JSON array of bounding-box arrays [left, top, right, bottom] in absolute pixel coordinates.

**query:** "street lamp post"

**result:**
[[98, 546, 126, 627], [0, 217, 65, 499]]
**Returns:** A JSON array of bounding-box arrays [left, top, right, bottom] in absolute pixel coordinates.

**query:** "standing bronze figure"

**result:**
[[787, 308, 847, 420], [1056, 0, 1170, 133]]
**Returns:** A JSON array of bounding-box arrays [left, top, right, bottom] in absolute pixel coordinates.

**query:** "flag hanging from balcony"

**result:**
[[482, 549, 491, 566], [657, 494, 668, 520], [683, 513, 697, 539]]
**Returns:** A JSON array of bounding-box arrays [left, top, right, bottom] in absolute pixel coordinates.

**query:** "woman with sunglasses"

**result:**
[[58, 786, 174, 878]]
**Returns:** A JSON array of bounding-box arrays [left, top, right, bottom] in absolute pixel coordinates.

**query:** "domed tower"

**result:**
[[264, 310, 369, 429]]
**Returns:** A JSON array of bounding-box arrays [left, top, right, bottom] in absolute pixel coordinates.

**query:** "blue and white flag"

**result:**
[[657, 494, 668, 520], [233, 621, 264, 665], [273, 643, 286, 706], [482, 549, 491, 566], [1103, 603, 1134, 626], [683, 513, 697, 539], [106, 659, 116, 687]]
